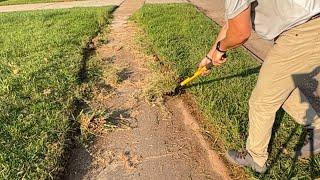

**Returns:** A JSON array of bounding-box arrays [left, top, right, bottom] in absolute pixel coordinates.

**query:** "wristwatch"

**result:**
[[205, 41, 228, 62], [216, 41, 227, 54]]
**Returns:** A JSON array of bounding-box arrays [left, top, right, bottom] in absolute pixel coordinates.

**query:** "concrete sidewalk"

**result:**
[[0, 0, 190, 13], [145, 0, 187, 3], [189, 0, 273, 61], [0, 0, 123, 13]]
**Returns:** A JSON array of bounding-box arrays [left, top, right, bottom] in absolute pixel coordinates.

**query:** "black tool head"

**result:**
[[165, 85, 186, 96]]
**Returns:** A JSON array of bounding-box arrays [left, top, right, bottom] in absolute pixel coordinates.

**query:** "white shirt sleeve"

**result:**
[[225, 0, 255, 19]]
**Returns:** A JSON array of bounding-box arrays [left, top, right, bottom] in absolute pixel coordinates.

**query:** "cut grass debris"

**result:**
[[134, 31, 178, 101], [133, 4, 320, 179], [0, 6, 114, 179], [78, 54, 129, 138]]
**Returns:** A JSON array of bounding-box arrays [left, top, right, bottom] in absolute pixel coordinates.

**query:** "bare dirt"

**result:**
[[63, 0, 230, 179]]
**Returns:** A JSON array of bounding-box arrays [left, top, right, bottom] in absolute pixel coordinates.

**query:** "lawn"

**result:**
[[0, 0, 79, 6], [0, 6, 114, 179], [133, 4, 320, 179]]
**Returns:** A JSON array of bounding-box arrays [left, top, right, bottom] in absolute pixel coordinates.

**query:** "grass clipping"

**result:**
[[143, 61, 177, 101], [134, 28, 177, 101]]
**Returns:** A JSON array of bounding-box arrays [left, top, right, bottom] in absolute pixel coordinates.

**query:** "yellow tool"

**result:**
[[168, 63, 214, 96], [167, 54, 227, 96], [179, 63, 213, 87]]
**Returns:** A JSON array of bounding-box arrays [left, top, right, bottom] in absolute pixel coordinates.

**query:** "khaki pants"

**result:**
[[246, 18, 320, 167]]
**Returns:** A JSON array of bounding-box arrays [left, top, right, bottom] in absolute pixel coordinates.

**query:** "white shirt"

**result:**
[[225, 0, 320, 40]]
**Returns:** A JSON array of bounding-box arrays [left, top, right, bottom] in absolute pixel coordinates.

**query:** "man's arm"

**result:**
[[219, 5, 252, 51], [199, 5, 252, 69]]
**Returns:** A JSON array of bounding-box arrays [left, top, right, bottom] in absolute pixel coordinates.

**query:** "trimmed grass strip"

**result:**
[[0, 6, 114, 179], [133, 4, 320, 179]]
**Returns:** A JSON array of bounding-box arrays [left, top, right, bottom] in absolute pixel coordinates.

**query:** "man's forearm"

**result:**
[[208, 22, 250, 55], [202, 6, 251, 66], [214, 6, 252, 52], [216, 24, 228, 42], [207, 24, 228, 56], [219, 24, 250, 51]]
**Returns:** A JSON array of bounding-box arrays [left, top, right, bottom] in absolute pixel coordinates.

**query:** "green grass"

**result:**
[[0, 0, 80, 6], [0, 6, 114, 179], [133, 4, 320, 179]]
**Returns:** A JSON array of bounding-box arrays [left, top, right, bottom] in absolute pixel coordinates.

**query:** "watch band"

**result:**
[[206, 54, 227, 61], [206, 55, 213, 62], [216, 41, 227, 53]]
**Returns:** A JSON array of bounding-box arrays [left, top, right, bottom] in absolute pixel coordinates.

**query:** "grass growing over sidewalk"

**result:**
[[133, 4, 320, 179], [0, 6, 114, 179]]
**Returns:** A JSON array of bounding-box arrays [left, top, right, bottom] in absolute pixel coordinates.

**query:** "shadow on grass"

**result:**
[[78, 41, 96, 83], [261, 66, 320, 179], [185, 66, 261, 88], [180, 63, 320, 179], [63, 41, 98, 179]]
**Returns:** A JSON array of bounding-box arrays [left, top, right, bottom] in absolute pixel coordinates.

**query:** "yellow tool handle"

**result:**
[[180, 63, 213, 87]]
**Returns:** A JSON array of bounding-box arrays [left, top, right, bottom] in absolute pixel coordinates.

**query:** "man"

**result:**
[[198, 0, 320, 173]]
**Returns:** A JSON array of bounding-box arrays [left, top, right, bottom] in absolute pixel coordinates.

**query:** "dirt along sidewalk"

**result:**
[[0, 0, 123, 13], [63, 0, 230, 179]]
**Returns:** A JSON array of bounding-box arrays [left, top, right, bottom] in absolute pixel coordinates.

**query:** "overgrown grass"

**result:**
[[0, 0, 80, 6], [0, 6, 114, 179], [133, 4, 320, 179], [133, 29, 178, 101]]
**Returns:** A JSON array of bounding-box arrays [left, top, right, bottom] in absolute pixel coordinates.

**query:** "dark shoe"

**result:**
[[298, 129, 320, 159], [226, 149, 267, 173]]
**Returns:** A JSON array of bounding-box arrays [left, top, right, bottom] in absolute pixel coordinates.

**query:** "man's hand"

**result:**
[[197, 4, 251, 76], [198, 50, 227, 76], [209, 50, 227, 66], [198, 56, 211, 76]]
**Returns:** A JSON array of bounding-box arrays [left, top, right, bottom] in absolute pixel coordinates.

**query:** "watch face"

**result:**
[[222, 53, 227, 58]]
